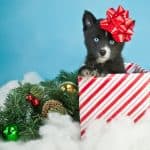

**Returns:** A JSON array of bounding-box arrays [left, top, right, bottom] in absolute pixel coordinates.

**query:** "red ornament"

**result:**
[[26, 94, 34, 102], [26, 94, 40, 107], [31, 98, 40, 107], [100, 5, 135, 42]]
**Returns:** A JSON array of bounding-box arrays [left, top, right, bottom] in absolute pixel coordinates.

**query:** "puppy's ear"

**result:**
[[83, 10, 96, 30]]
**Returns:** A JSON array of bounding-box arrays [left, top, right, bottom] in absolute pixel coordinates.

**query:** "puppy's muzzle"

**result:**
[[99, 49, 106, 56]]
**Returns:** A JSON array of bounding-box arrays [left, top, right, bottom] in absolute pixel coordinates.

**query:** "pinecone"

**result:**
[[42, 100, 67, 117]]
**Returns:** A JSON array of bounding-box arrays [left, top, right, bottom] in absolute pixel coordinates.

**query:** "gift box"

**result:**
[[78, 63, 150, 138]]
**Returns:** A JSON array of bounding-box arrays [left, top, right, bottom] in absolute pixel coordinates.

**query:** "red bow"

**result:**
[[100, 5, 135, 42]]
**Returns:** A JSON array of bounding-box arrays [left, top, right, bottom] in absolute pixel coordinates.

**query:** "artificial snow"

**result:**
[[1, 72, 150, 150], [22, 72, 43, 84], [0, 80, 19, 107]]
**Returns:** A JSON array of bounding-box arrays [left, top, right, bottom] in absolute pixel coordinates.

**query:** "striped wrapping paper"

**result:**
[[78, 63, 150, 137]]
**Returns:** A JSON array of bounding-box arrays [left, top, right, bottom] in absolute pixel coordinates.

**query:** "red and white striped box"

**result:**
[[78, 63, 150, 137]]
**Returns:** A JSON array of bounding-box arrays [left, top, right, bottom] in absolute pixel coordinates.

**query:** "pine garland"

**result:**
[[0, 70, 79, 141]]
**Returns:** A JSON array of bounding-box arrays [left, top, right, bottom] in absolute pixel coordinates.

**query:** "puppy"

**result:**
[[79, 10, 126, 77]]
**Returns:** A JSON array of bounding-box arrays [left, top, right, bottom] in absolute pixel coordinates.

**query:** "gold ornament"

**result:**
[[42, 100, 67, 117], [59, 81, 77, 93]]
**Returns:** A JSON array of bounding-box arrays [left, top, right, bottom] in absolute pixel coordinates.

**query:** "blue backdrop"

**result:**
[[0, 0, 150, 85]]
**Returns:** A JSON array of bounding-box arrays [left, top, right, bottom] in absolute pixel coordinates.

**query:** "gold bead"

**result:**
[[60, 86, 66, 91]]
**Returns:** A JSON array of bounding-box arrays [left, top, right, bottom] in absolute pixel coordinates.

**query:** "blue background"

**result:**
[[0, 0, 149, 85]]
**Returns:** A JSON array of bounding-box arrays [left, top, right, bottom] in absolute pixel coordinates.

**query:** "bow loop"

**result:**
[[117, 5, 125, 14], [107, 8, 116, 18]]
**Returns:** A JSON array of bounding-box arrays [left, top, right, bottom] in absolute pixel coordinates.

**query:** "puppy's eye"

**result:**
[[93, 37, 100, 43], [109, 40, 115, 45]]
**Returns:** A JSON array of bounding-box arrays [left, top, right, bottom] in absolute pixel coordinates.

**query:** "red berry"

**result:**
[[26, 95, 34, 102], [32, 99, 40, 107]]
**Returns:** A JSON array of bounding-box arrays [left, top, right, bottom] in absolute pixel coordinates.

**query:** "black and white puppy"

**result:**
[[79, 10, 126, 77]]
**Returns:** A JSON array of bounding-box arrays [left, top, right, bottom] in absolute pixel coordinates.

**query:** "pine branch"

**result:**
[[0, 70, 79, 141]]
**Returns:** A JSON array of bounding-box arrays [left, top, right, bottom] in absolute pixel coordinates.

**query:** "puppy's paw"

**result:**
[[79, 68, 92, 77], [91, 70, 101, 77], [79, 68, 101, 77]]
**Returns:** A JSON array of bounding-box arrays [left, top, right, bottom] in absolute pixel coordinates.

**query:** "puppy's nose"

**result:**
[[100, 50, 106, 56]]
